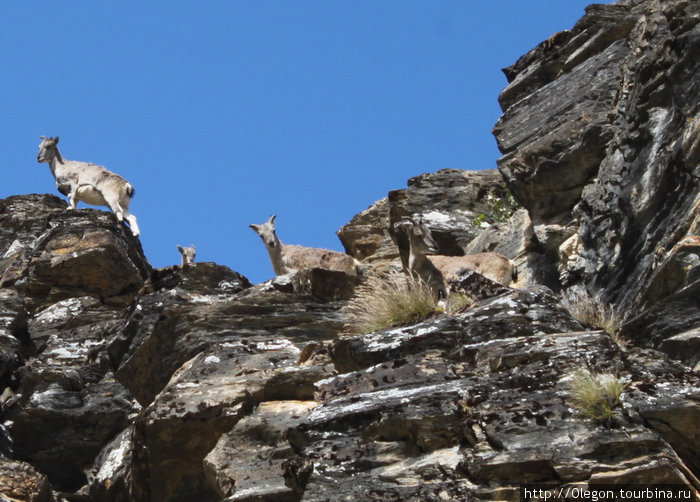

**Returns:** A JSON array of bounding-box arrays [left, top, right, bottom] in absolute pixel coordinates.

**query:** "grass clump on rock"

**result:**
[[342, 273, 437, 334], [561, 291, 623, 337], [568, 369, 626, 426]]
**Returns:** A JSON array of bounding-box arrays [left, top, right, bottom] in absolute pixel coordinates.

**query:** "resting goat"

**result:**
[[396, 217, 516, 300], [37, 136, 140, 236], [177, 245, 196, 268], [250, 215, 359, 276]]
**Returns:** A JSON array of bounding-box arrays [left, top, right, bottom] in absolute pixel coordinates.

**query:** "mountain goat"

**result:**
[[177, 245, 196, 268], [37, 136, 140, 236], [396, 217, 516, 300], [250, 215, 360, 276]]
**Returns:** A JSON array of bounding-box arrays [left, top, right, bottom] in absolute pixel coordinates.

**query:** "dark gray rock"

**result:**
[[4, 372, 134, 491], [116, 269, 342, 407], [99, 268, 342, 501], [113, 262, 253, 405], [0, 194, 150, 311], [0, 292, 24, 391], [285, 290, 698, 500], [0, 194, 66, 290], [0, 459, 55, 502], [203, 400, 316, 501], [0, 195, 148, 492], [85, 427, 134, 502], [0, 1, 698, 499], [337, 198, 398, 274], [493, 0, 700, 359], [128, 339, 334, 502]]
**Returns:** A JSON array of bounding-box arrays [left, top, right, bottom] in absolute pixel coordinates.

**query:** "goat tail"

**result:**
[[124, 182, 135, 199]]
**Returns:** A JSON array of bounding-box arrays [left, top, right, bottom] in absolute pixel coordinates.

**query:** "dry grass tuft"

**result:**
[[342, 273, 438, 334], [568, 369, 626, 426], [561, 290, 626, 343]]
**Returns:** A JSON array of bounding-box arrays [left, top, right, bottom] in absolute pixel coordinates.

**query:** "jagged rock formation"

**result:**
[[493, 0, 700, 364], [338, 169, 520, 275], [0, 0, 698, 500]]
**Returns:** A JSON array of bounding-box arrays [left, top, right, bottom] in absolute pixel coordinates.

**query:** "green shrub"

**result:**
[[473, 190, 521, 228], [342, 273, 437, 334], [446, 291, 475, 313]]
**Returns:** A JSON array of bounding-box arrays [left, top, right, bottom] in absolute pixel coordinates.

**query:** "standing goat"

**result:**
[[396, 217, 516, 300], [37, 136, 140, 236], [250, 215, 359, 276], [177, 245, 196, 268]]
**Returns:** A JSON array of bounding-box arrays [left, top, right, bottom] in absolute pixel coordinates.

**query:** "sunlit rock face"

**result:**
[[0, 194, 150, 491], [0, 1, 698, 500], [493, 0, 700, 360]]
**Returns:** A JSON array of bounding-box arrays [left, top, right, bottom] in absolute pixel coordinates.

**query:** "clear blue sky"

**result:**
[[0, 1, 609, 285]]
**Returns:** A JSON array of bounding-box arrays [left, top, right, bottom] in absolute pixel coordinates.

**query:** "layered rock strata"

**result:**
[[0, 0, 698, 500]]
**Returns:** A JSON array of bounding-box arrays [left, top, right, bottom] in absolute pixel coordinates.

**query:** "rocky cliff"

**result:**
[[0, 0, 698, 500]]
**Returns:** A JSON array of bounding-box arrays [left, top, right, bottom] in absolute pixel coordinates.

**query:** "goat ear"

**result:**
[[40, 136, 47, 141], [177, 245, 183, 253], [249, 224, 259, 231], [269, 215, 277, 224], [54, 136, 59, 144]]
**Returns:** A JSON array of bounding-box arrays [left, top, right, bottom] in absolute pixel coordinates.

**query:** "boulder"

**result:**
[[0, 194, 150, 311], [0, 459, 55, 502], [203, 400, 317, 501]]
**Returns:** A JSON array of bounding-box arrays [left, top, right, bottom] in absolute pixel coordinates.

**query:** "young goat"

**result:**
[[396, 217, 516, 300], [250, 215, 359, 276], [177, 245, 196, 268], [37, 136, 140, 236]]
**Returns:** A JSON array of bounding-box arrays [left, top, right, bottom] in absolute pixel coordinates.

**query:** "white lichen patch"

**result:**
[[486, 296, 520, 310], [363, 324, 438, 352], [45, 337, 102, 362], [175, 382, 199, 389], [255, 339, 300, 354], [308, 381, 460, 422], [34, 297, 88, 325], [46, 345, 83, 360], [315, 360, 394, 388], [203, 355, 221, 365], [219, 341, 247, 349], [217, 280, 242, 291], [2, 239, 24, 258], [28, 384, 68, 408], [94, 432, 131, 481], [370, 446, 462, 482], [188, 294, 228, 304], [421, 210, 452, 225]]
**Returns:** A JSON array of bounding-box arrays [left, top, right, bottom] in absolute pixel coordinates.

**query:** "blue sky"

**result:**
[[0, 1, 608, 285]]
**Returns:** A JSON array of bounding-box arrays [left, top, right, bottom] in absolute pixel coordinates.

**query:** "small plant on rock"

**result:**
[[342, 273, 437, 334], [446, 291, 475, 313], [568, 369, 626, 426], [561, 290, 625, 343], [473, 190, 521, 228]]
